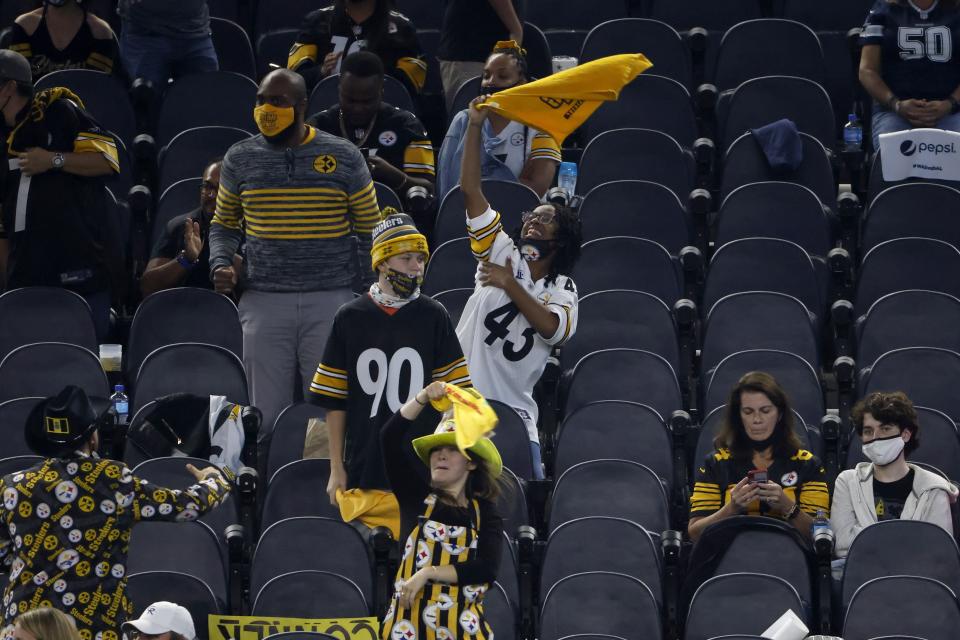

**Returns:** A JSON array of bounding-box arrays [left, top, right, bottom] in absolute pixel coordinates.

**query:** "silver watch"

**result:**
[[51, 153, 65, 169]]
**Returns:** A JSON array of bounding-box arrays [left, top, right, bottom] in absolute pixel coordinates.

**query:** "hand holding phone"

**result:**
[[747, 468, 768, 484]]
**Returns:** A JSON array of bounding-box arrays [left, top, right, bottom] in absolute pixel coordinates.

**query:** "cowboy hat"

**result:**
[[412, 418, 502, 478], [24, 385, 110, 457]]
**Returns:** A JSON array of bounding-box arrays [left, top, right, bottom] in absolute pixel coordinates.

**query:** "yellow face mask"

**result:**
[[254, 103, 295, 138]]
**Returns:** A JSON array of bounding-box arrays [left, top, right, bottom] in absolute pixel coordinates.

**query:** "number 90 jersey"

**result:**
[[861, 0, 960, 101], [456, 207, 579, 441]]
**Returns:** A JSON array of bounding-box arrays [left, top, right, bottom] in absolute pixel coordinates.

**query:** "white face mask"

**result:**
[[862, 434, 906, 466]]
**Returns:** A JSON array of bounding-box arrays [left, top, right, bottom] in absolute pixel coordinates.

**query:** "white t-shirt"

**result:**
[[455, 207, 579, 442]]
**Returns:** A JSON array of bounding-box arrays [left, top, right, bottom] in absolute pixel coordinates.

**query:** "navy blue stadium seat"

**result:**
[[0, 455, 43, 477], [307, 73, 416, 117], [498, 468, 530, 536], [374, 182, 402, 211], [158, 126, 251, 193], [262, 459, 340, 531], [540, 572, 662, 640], [867, 149, 955, 200], [256, 29, 299, 78], [861, 184, 960, 254], [721, 132, 836, 205], [648, 0, 762, 31], [254, 0, 319, 37], [584, 74, 698, 146], [498, 531, 520, 607], [207, 0, 240, 21], [572, 237, 682, 303], [252, 570, 368, 617], [488, 400, 535, 480], [485, 582, 517, 640], [395, 0, 441, 29], [843, 576, 960, 640], [422, 238, 474, 296], [684, 573, 806, 640], [432, 288, 473, 327], [855, 238, 960, 314], [0, 287, 97, 363], [210, 17, 256, 79], [434, 180, 541, 245], [522, 22, 554, 80], [0, 399, 44, 458], [712, 19, 825, 91], [154, 178, 203, 245], [449, 76, 481, 125], [525, 0, 629, 30], [859, 347, 960, 424], [0, 343, 107, 403], [265, 402, 326, 479], [546, 30, 588, 58], [133, 343, 249, 413], [579, 128, 695, 198], [579, 180, 693, 253], [157, 72, 258, 146], [857, 290, 960, 372], [127, 571, 222, 640], [35, 69, 137, 149], [779, 0, 876, 31], [580, 19, 692, 89]]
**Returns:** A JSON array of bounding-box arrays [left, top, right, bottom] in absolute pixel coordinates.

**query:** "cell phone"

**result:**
[[747, 469, 768, 484]]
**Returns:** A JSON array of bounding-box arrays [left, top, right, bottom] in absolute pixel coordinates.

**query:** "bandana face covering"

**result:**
[[862, 434, 906, 467], [381, 268, 422, 300], [254, 103, 295, 138], [518, 238, 557, 262]]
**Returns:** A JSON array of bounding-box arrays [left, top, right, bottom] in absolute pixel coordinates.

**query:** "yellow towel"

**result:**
[[430, 385, 498, 456], [336, 488, 400, 538], [478, 53, 653, 145]]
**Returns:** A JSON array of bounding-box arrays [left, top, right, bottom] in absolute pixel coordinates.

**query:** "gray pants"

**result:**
[[238, 288, 354, 434], [439, 60, 486, 112]]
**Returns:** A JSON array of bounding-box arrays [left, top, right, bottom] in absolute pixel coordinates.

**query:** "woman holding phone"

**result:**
[[687, 371, 830, 541]]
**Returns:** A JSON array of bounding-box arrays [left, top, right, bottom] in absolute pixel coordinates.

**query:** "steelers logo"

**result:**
[[446, 526, 465, 538], [415, 540, 432, 569], [158, 503, 173, 515], [463, 584, 486, 603], [435, 628, 454, 640], [111, 563, 125, 578], [3, 488, 18, 510], [459, 610, 480, 635], [69, 529, 82, 544], [9, 559, 23, 581], [80, 462, 92, 472], [423, 520, 448, 542], [95, 562, 110, 578], [422, 604, 439, 629], [510, 132, 524, 146], [175, 508, 197, 522], [78, 592, 90, 604], [53, 579, 67, 593], [42, 535, 58, 551], [104, 465, 120, 479], [12, 537, 21, 549], [54, 481, 78, 503], [140, 505, 155, 518], [108, 529, 120, 542], [32, 571, 48, 586], [17, 502, 31, 518], [100, 499, 116, 515], [152, 489, 167, 503], [103, 631, 117, 640], [85, 529, 96, 541], [8, 603, 17, 617], [66, 462, 78, 476], [120, 469, 133, 484], [43, 470, 59, 482], [781, 471, 799, 487], [11, 473, 23, 483], [78, 496, 95, 513], [314, 154, 337, 174], [22, 535, 32, 548], [442, 541, 467, 555], [519, 243, 542, 262], [59, 515, 73, 529], [116, 491, 134, 509], [36, 503, 50, 519], [62, 593, 75, 607], [378, 130, 397, 146], [390, 619, 417, 640], [74, 561, 90, 577], [80, 630, 91, 640], [435, 593, 454, 610]]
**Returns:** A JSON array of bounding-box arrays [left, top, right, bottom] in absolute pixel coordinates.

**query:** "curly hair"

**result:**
[[714, 371, 804, 463], [852, 391, 921, 456]]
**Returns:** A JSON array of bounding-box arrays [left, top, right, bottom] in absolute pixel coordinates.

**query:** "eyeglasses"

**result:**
[[520, 210, 556, 225], [129, 631, 166, 640]]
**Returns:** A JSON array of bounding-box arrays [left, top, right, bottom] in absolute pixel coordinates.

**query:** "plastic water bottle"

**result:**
[[843, 113, 863, 152], [558, 161, 578, 198], [110, 384, 129, 424], [811, 509, 834, 556]]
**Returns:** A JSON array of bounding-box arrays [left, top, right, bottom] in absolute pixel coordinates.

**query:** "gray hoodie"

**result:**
[[831, 461, 959, 559]]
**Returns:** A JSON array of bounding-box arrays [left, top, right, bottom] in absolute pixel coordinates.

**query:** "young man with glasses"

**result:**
[[453, 95, 582, 479]]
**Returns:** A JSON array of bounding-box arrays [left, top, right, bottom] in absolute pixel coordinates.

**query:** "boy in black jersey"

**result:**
[[308, 209, 470, 536]]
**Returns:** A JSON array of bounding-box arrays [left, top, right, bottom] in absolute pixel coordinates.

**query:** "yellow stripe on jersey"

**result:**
[[432, 357, 471, 387], [349, 181, 382, 233], [309, 363, 349, 400], [86, 52, 114, 73], [73, 132, 119, 173], [396, 56, 428, 93], [690, 481, 722, 513], [403, 141, 435, 176], [798, 481, 830, 516], [10, 43, 32, 57], [468, 211, 502, 261], [213, 185, 243, 229], [287, 42, 318, 70], [529, 132, 562, 162], [551, 304, 573, 344]]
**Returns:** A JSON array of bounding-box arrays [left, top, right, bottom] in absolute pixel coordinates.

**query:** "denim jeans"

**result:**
[[872, 105, 960, 151], [120, 28, 219, 89]]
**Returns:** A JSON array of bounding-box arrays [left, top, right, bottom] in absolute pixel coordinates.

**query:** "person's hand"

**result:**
[[917, 99, 952, 126], [186, 463, 223, 482], [367, 155, 404, 185], [755, 480, 794, 515], [508, 30, 523, 47], [398, 568, 430, 609], [467, 96, 491, 126], [321, 51, 343, 76], [478, 256, 517, 290], [17, 148, 56, 176], [728, 477, 760, 514], [326, 463, 347, 506], [213, 266, 237, 295], [419, 381, 447, 404], [897, 99, 934, 127], [183, 219, 203, 262]]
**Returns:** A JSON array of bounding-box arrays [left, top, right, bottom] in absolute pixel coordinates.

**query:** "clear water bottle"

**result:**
[[812, 508, 834, 556], [557, 161, 578, 198], [110, 384, 129, 424], [843, 113, 863, 152]]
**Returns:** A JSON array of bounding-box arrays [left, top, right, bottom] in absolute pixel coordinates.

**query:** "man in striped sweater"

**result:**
[[209, 68, 381, 432]]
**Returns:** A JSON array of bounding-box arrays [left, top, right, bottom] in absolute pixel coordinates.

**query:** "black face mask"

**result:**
[[384, 267, 422, 298], [749, 432, 776, 451], [44, 0, 69, 6], [479, 80, 521, 95], [517, 238, 558, 262]]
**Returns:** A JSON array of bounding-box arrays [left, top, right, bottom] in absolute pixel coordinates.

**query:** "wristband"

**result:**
[[176, 251, 198, 269], [785, 502, 801, 521], [414, 394, 427, 406]]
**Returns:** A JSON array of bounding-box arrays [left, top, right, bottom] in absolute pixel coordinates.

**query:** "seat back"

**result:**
[[432, 288, 474, 328], [0, 288, 97, 363], [266, 403, 327, 479], [721, 132, 835, 205], [262, 459, 341, 531], [0, 455, 43, 477], [862, 184, 960, 254], [579, 129, 694, 197], [252, 570, 368, 618], [484, 582, 517, 640], [0, 343, 108, 403], [157, 72, 258, 146], [585, 74, 698, 146], [572, 237, 681, 303], [422, 238, 475, 295], [781, 0, 877, 31], [540, 571, 662, 640], [579, 181, 692, 253], [843, 575, 960, 640], [860, 347, 960, 424], [158, 126, 251, 193], [488, 401, 535, 480], [580, 19, 691, 88], [649, 0, 762, 31], [154, 178, 203, 245], [307, 73, 415, 115], [565, 349, 682, 420], [133, 343, 249, 413], [713, 19, 824, 91], [35, 69, 137, 148], [127, 571, 221, 640], [210, 17, 256, 78], [434, 181, 541, 245], [525, 0, 628, 30], [684, 573, 806, 640], [694, 405, 815, 473], [855, 238, 960, 314]]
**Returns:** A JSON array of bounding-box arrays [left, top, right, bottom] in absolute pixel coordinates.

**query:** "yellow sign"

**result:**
[[314, 155, 337, 174], [209, 615, 379, 640], [45, 416, 70, 435]]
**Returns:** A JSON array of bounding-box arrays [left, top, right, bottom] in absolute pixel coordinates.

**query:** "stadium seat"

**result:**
[[0, 287, 97, 363], [252, 570, 368, 617], [265, 402, 326, 479], [555, 400, 673, 490], [701, 291, 820, 377], [433, 180, 541, 245], [703, 349, 824, 426], [374, 182, 402, 211], [584, 75, 699, 146], [254, 0, 317, 38], [718, 75, 835, 150], [154, 178, 203, 245], [157, 72, 259, 147], [541, 517, 662, 605], [489, 400, 535, 480], [127, 288, 243, 381], [132, 343, 249, 413], [525, 0, 628, 30], [484, 582, 517, 640], [210, 17, 257, 79], [859, 347, 960, 424], [843, 575, 960, 640], [684, 573, 806, 640], [262, 459, 341, 531], [126, 571, 222, 640], [251, 517, 373, 605], [546, 30, 587, 58], [307, 73, 415, 116], [855, 238, 960, 314], [207, 0, 240, 21], [694, 405, 817, 470], [845, 406, 960, 480], [861, 184, 960, 254], [564, 348, 683, 420], [560, 290, 680, 374], [572, 237, 682, 302], [0, 398, 43, 458], [856, 291, 960, 372], [702, 238, 823, 322], [432, 288, 473, 327], [579, 181, 693, 253], [498, 468, 530, 536], [841, 520, 960, 611], [578, 128, 694, 198], [549, 460, 670, 534], [523, 22, 554, 80], [648, 0, 762, 31], [449, 76, 481, 124], [422, 238, 474, 295], [158, 126, 251, 193], [128, 521, 228, 608], [721, 132, 836, 205], [0, 455, 43, 477], [35, 69, 137, 149], [104, 136, 134, 201], [0, 343, 107, 403], [779, 0, 876, 31], [394, 0, 441, 29], [415, 28, 444, 95], [540, 572, 662, 640], [867, 149, 954, 201], [712, 19, 825, 91], [498, 532, 520, 608], [580, 19, 692, 89], [256, 29, 299, 79]]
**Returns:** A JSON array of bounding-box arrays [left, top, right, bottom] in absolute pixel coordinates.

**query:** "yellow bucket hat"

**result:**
[[411, 386, 502, 478]]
